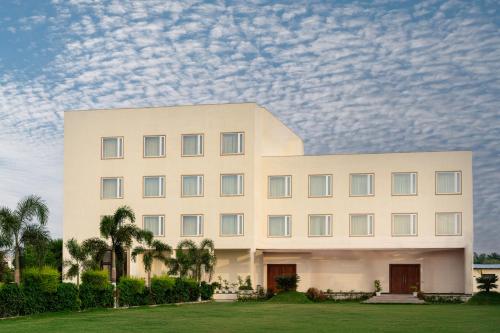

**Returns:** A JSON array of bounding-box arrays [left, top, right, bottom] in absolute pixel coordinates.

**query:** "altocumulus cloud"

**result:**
[[0, 0, 499, 251]]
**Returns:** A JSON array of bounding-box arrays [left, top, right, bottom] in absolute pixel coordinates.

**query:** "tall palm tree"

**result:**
[[131, 231, 172, 286], [167, 239, 216, 282], [64, 237, 108, 287], [99, 206, 143, 283], [0, 195, 49, 284]]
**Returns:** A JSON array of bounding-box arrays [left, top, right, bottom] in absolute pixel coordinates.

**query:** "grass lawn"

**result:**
[[1, 302, 499, 333]]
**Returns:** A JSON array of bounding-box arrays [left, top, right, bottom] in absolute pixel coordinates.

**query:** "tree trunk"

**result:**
[[15, 247, 21, 285], [147, 270, 151, 287], [77, 269, 80, 288], [111, 248, 117, 283]]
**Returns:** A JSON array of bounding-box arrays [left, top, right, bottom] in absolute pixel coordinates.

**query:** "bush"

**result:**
[[150, 275, 175, 304], [200, 281, 215, 300], [306, 287, 326, 302], [468, 291, 500, 305], [81, 270, 109, 289], [173, 278, 200, 302], [0, 283, 24, 317], [55, 283, 80, 311], [275, 274, 300, 292], [118, 277, 146, 307], [23, 266, 60, 293], [268, 291, 312, 304], [476, 274, 498, 292]]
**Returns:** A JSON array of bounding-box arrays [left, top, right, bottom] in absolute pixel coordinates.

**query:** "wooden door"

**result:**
[[389, 264, 420, 294], [267, 264, 296, 292]]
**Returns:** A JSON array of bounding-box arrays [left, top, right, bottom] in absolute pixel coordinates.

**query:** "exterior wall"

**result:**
[[63, 103, 473, 293], [473, 268, 500, 292]]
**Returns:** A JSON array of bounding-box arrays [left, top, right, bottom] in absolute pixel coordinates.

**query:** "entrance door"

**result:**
[[267, 264, 296, 292], [389, 264, 420, 294]]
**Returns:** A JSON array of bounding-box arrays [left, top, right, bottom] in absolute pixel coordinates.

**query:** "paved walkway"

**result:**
[[362, 294, 425, 304]]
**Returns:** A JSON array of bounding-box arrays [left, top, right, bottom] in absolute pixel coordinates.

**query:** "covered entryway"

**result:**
[[267, 264, 296, 291], [390, 264, 420, 293]]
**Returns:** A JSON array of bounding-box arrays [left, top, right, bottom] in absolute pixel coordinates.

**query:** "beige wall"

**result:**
[[473, 268, 500, 292], [63, 103, 473, 293]]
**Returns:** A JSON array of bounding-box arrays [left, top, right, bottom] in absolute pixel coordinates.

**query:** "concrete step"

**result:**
[[362, 294, 425, 304]]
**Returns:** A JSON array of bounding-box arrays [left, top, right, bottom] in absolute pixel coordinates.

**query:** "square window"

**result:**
[[220, 214, 244, 236], [221, 132, 244, 155], [309, 175, 332, 197], [182, 175, 203, 197], [144, 135, 165, 157], [182, 134, 203, 156], [101, 178, 123, 199], [221, 174, 244, 196], [436, 171, 461, 194], [350, 214, 374, 236], [144, 176, 165, 197], [392, 214, 417, 236], [392, 173, 417, 195], [181, 215, 203, 236], [102, 137, 123, 159], [436, 212, 462, 235], [350, 174, 374, 196], [268, 215, 291, 237], [143, 215, 165, 236], [268, 176, 292, 198], [308, 215, 332, 236]]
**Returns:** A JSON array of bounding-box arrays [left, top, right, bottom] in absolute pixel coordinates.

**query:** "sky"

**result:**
[[0, 0, 499, 252]]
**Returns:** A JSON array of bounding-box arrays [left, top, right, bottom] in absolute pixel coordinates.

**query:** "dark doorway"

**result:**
[[267, 264, 296, 292], [389, 264, 420, 294]]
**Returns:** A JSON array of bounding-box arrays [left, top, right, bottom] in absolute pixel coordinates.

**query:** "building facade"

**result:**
[[64, 103, 473, 294]]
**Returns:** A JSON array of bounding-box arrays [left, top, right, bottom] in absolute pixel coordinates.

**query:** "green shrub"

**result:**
[[476, 274, 498, 292], [0, 283, 24, 317], [81, 270, 109, 288], [173, 278, 200, 302], [275, 274, 300, 292], [268, 291, 312, 304], [23, 266, 60, 293], [306, 287, 326, 302], [200, 281, 215, 300], [79, 283, 114, 309], [118, 277, 146, 306], [468, 291, 500, 305], [55, 283, 80, 311], [150, 275, 175, 304]]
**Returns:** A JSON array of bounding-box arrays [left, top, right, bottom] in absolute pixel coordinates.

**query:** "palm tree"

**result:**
[[167, 239, 216, 283], [64, 237, 108, 287], [0, 195, 49, 284], [99, 206, 144, 283], [131, 231, 172, 286]]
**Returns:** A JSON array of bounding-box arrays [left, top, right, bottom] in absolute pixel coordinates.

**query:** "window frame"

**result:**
[[267, 215, 292, 238], [435, 171, 462, 195], [220, 173, 244, 197], [181, 175, 204, 197], [220, 132, 245, 155], [143, 175, 165, 198], [143, 135, 166, 158], [268, 175, 292, 199], [143, 215, 165, 237], [349, 214, 374, 237], [219, 213, 244, 237], [391, 172, 418, 196], [101, 136, 124, 160], [308, 214, 333, 237], [391, 213, 418, 237], [349, 173, 375, 197], [308, 174, 333, 198], [181, 133, 204, 157], [181, 214, 204, 237], [100, 177, 124, 199], [435, 212, 462, 236]]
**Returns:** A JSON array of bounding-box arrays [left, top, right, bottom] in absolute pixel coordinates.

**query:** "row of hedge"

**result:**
[[0, 267, 215, 318]]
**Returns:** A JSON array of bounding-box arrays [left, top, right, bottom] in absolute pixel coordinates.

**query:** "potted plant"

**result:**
[[374, 280, 382, 296], [410, 285, 418, 297]]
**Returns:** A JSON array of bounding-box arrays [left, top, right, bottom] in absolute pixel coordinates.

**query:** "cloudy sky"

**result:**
[[0, 0, 499, 252]]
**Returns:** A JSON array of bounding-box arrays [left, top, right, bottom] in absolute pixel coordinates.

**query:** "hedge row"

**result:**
[[0, 268, 216, 318]]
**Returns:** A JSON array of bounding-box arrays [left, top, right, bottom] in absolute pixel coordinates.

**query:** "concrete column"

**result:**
[[464, 246, 473, 294], [249, 248, 255, 288]]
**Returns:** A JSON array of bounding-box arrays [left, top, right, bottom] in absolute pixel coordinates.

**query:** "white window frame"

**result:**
[[181, 175, 204, 197], [101, 137, 123, 159], [267, 215, 291, 237], [220, 174, 244, 196], [350, 173, 374, 196], [143, 176, 165, 198], [100, 177, 123, 199], [436, 212, 462, 236], [221, 132, 244, 155], [436, 171, 462, 195], [308, 214, 332, 237], [391, 172, 417, 196], [349, 214, 374, 236], [181, 215, 203, 237], [143, 135, 166, 158], [392, 213, 417, 236], [220, 214, 244, 236], [181, 134, 204, 156], [143, 215, 165, 237], [308, 174, 332, 197], [268, 175, 292, 198]]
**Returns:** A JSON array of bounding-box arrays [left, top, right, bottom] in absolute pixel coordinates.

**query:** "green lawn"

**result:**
[[1, 302, 499, 333]]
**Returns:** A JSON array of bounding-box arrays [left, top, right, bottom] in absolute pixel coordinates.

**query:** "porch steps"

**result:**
[[362, 294, 425, 304]]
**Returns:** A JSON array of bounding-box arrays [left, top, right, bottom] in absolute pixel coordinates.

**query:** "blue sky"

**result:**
[[0, 0, 499, 252]]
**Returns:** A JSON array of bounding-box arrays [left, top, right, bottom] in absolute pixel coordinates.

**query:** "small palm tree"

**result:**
[[99, 206, 144, 283], [476, 274, 498, 293], [0, 195, 49, 284], [64, 237, 108, 287], [132, 231, 172, 286], [167, 239, 216, 282]]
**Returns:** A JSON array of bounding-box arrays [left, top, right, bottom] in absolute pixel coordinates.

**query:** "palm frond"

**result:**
[[99, 215, 115, 239], [15, 195, 49, 226], [113, 205, 135, 225]]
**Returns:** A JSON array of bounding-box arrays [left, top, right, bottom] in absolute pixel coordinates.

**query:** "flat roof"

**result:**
[[474, 264, 500, 269]]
